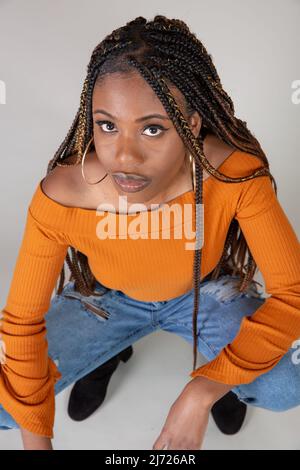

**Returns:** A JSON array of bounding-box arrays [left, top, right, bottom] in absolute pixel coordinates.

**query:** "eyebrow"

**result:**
[[93, 109, 170, 122]]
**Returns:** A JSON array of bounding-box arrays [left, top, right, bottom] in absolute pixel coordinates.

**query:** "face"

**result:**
[[92, 71, 202, 204]]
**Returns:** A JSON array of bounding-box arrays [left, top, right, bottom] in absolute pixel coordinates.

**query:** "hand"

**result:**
[[152, 384, 210, 450], [152, 376, 235, 450]]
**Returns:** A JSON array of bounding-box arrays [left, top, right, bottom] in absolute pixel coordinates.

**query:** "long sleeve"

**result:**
[[0, 205, 68, 438], [190, 173, 300, 384]]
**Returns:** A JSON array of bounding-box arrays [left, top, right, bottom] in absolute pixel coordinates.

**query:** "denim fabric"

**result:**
[[1, 270, 300, 431]]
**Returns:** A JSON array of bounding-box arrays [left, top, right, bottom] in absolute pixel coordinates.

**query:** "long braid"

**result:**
[[47, 15, 278, 374]]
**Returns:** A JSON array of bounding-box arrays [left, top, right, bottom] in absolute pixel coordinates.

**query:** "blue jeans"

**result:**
[[1, 271, 300, 430]]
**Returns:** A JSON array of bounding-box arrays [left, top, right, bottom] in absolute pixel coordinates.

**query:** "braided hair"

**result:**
[[47, 15, 277, 373]]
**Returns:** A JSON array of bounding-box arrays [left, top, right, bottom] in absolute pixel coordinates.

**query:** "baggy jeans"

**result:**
[[1, 271, 300, 430]]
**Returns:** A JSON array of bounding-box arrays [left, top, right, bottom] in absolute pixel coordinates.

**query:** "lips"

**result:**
[[112, 175, 151, 193], [112, 172, 150, 182]]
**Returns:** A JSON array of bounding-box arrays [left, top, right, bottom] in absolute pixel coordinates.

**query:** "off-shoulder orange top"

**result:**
[[1, 150, 300, 438]]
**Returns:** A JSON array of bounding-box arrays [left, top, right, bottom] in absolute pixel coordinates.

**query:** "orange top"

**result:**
[[1, 150, 300, 438]]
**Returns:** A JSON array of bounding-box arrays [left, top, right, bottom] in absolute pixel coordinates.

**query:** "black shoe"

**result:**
[[67, 346, 133, 421], [210, 391, 247, 434]]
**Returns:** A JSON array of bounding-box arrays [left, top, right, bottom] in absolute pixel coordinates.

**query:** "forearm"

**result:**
[[20, 427, 53, 450], [187, 375, 236, 409]]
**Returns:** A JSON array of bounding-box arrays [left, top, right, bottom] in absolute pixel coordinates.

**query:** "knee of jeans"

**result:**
[[259, 395, 300, 412], [234, 381, 300, 412], [266, 384, 300, 412]]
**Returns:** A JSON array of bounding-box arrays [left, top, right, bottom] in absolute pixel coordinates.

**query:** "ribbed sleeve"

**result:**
[[190, 174, 300, 384], [0, 207, 68, 437]]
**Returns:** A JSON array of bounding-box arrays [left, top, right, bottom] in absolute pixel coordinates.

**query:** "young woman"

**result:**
[[1, 15, 300, 451]]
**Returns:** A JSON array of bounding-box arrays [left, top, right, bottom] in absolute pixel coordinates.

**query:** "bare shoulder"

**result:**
[[41, 153, 84, 207], [203, 133, 235, 179]]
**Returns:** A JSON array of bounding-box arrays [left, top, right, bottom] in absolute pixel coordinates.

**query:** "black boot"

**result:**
[[210, 391, 247, 434], [67, 346, 133, 421]]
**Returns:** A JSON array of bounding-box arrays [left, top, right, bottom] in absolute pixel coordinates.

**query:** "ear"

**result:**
[[188, 111, 202, 139]]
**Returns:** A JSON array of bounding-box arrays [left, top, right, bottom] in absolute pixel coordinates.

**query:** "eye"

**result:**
[[95, 120, 167, 137], [95, 120, 116, 133], [142, 124, 166, 137]]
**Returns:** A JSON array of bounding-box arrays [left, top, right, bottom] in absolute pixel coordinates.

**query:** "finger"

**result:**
[[152, 441, 169, 450]]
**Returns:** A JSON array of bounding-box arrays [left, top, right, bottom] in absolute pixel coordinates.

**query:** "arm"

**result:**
[[0, 199, 68, 443], [152, 374, 236, 450], [153, 172, 300, 450], [186, 375, 236, 407], [20, 427, 53, 450], [189, 172, 300, 385]]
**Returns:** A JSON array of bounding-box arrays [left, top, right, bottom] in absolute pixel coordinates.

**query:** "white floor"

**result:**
[[1, 329, 300, 450]]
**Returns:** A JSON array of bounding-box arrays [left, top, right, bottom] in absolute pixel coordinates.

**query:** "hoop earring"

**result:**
[[81, 136, 108, 185], [189, 153, 196, 192]]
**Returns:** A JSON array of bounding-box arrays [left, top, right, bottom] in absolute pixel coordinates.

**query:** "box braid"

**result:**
[[46, 15, 278, 373]]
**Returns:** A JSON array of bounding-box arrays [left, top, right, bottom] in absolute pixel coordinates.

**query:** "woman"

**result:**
[[0, 15, 300, 451]]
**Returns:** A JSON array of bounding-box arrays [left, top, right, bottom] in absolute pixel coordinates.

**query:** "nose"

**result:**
[[115, 137, 145, 167]]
